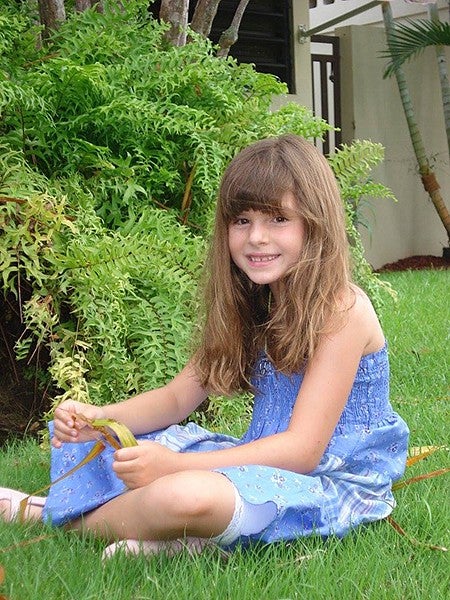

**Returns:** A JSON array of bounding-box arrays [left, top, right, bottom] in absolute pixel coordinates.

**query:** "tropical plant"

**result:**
[[1, 2, 330, 231], [1, 151, 206, 410], [381, 1, 450, 248], [383, 3, 450, 158]]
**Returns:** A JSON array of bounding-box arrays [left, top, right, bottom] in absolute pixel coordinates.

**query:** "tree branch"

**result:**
[[217, 0, 250, 58], [190, 0, 221, 37]]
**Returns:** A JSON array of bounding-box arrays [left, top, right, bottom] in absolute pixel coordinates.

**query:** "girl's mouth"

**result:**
[[247, 254, 279, 263]]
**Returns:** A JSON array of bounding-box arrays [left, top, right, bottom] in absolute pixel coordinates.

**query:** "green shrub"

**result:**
[[328, 141, 397, 308], [0, 1, 395, 417], [1, 1, 329, 229], [1, 149, 204, 409]]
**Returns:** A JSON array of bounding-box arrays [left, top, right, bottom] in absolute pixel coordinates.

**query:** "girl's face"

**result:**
[[228, 192, 305, 299]]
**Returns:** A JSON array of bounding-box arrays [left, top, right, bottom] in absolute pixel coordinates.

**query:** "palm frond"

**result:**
[[382, 18, 450, 78]]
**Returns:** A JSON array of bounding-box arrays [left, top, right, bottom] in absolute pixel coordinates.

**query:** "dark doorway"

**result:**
[[311, 34, 342, 154]]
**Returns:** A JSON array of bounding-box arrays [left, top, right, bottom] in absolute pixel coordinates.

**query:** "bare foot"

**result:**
[[102, 537, 211, 560]]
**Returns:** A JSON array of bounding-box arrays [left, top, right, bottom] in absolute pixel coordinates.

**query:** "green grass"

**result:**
[[1, 269, 449, 600]]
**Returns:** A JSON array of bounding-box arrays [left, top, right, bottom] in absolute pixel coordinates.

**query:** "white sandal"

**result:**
[[0, 487, 45, 522], [102, 537, 211, 561]]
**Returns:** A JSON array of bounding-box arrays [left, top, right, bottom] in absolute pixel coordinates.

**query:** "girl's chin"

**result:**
[[246, 272, 281, 286]]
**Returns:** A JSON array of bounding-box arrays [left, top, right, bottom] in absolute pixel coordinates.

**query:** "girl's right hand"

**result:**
[[52, 401, 106, 448]]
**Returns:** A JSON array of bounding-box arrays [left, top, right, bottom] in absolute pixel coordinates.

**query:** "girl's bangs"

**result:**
[[221, 163, 294, 222]]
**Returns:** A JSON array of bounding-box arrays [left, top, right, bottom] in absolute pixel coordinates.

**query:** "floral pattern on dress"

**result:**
[[43, 344, 409, 546]]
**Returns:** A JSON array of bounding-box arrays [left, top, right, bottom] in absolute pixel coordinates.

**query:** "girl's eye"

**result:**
[[273, 215, 288, 223], [233, 217, 249, 225]]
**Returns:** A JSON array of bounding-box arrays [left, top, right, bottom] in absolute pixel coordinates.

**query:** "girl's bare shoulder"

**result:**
[[346, 285, 385, 354]]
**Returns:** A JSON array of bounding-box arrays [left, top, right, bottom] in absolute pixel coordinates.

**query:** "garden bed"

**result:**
[[377, 254, 449, 272]]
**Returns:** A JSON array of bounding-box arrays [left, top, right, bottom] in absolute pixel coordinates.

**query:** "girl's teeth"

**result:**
[[251, 255, 276, 262]]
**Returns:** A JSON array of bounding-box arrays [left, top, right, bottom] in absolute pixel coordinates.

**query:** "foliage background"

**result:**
[[1, 0, 394, 420]]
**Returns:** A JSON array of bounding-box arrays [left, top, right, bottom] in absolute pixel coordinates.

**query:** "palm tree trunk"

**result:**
[[382, 1, 450, 245], [429, 3, 450, 160], [75, 0, 104, 12]]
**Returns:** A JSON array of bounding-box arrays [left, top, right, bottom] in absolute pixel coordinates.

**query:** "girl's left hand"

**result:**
[[112, 441, 178, 489]]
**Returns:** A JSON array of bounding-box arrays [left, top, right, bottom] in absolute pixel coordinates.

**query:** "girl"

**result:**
[[1, 134, 409, 558]]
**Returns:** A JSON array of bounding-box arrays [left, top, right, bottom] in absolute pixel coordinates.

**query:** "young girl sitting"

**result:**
[[1, 134, 409, 558]]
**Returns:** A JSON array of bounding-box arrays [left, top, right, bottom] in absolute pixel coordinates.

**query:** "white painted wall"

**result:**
[[337, 24, 449, 268], [309, 0, 448, 31], [287, 0, 450, 268]]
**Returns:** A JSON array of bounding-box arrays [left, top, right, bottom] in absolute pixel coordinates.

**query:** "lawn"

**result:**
[[1, 269, 449, 600]]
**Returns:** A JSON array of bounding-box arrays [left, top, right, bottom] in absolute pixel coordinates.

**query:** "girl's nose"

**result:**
[[248, 222, 269, 244]]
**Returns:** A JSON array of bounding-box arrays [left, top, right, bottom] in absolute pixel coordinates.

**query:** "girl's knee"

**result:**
[[146, 471, 235, 520]]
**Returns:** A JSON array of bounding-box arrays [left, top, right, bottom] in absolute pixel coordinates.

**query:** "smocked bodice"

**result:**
[[240, 344, 392, 444]]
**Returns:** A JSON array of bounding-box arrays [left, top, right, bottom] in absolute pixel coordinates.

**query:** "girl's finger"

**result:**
[[114, 446, 141, 462], [51, 436, 62, 449]]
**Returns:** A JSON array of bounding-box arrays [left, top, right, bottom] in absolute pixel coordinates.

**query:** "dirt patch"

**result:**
[[377, 254, 449, 273], [0, 292, 50, 444]]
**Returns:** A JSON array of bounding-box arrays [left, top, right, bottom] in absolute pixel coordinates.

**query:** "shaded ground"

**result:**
[[1, 254, 448, 444], [377, 254, 449, 272], [0, 292, 51, 445]]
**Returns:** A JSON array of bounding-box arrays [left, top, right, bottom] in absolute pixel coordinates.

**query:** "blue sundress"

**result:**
[[43, 343, 409, 544]]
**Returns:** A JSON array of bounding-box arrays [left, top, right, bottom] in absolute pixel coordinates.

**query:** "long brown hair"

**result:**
[[194, 134, 351, 395]]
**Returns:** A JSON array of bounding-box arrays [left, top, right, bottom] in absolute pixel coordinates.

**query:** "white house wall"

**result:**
[[309, 0, 448, 30], [287, 0, 449, 268], [337, 24, 449, 268]]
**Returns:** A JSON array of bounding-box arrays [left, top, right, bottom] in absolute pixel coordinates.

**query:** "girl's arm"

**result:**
[[102, 363, 208, 434], [113, 290, 385, 487], [52, 362, 207, 446]]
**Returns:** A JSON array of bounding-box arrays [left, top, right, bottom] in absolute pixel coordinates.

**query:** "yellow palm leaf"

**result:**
[[393, 467, 450, 491], [386, 516, 448, 552], [406, 445, 447, 467], [73, 414, 138, 449]]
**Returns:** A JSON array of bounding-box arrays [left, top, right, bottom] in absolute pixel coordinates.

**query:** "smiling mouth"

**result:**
[[248, 254, 279, 263]]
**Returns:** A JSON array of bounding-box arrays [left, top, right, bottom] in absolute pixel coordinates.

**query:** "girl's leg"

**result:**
[[0, 488, 45, 522], [67, 470, 236, 542]]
